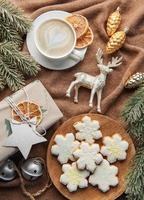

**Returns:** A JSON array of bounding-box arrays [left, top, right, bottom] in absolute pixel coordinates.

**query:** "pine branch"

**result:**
[[126, 147, 144, 200], [121, 86, 144, 144], [0, 42, 40, 76], [122, 86, 144, 124], [0, 1, 40, 92], [15, 52, 41, 76], [127, 117, 144, 145], [0, 74, 6, 90], [121, 86, 144, 200], [0, 0, 31, 35], [0, 57, 25, 91], [0, 19, 23, 47]]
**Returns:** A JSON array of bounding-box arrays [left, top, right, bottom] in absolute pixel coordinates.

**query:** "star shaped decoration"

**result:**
[[3, 118, 47, 159]]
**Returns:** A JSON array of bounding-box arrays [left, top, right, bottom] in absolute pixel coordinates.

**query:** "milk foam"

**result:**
[[36, 19, 75, 58]]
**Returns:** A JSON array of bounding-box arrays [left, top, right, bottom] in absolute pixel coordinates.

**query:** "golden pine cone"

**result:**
[[125, 72, 144, 89], [106, 28, 128, 54], [106, 7, 121, 36]]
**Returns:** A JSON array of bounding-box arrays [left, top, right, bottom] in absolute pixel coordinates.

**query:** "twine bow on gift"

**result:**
[[5, 88, 47, 137], [6, 96, 35, 126]]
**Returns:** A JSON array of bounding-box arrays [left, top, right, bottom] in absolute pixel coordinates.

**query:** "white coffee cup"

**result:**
[[34, 18, 83, 62]]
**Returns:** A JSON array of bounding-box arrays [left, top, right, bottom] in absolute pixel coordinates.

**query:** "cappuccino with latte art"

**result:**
[[35, 19, 76, 59]]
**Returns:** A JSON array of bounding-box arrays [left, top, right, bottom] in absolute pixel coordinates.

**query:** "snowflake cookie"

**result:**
[[60, 162, 90, 192], [89, 159, 119, 192], [74, 116, 102, 144], [51, 133, 80, 164], [101, 134, 129, 163], [73, 142, 103, 172]]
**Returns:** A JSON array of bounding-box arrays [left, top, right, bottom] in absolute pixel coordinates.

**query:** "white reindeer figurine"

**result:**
[[66, 48, 122, 113]]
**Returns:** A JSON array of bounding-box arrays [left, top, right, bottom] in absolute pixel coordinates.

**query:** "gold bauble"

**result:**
[[106, 28, 128, 54], [107, 7, 121, 37]]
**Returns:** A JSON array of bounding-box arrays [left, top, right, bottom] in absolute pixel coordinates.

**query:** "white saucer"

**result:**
[[26, 10, 87, 70]]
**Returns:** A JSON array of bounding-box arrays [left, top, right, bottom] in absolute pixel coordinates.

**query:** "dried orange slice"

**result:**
[[12, 101, 42, 125], [75, 27, 94, 49], [66, 14, 89, 39]]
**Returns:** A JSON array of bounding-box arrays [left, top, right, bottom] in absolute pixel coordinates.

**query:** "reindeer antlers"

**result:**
[[107, 56, 123, 68], [96, 48, 123, 68], [96, 48, 103, 64]]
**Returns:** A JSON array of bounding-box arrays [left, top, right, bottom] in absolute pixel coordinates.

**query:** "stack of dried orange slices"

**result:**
[[66, 14, 94, 49]]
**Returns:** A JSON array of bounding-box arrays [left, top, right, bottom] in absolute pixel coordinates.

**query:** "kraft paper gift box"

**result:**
[[0, 80, 63, 162]]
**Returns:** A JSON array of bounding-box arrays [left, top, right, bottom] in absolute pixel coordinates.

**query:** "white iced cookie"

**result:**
[[73, 142, 103, 172], [51, 133, 80, 164], [60, 162, 90, 192], [74, 116, 102, 144], [89, 159, 119, 192], [101, 134, 129, 163]]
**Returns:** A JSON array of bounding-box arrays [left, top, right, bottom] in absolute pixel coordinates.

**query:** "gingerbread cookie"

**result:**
[[74, 116, 102, 144], [51, 133, 80, 164], [101, 134, 129, 163], [60, 162, 90, 192], [89, 159, 119, 192], [73, 142, 103, 172]]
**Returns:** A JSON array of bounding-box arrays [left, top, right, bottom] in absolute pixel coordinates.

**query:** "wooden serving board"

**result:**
[[47, 114, 135, 200]]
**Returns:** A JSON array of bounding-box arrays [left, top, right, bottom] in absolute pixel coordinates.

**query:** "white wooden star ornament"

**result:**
[[3, 118, 47, 159]]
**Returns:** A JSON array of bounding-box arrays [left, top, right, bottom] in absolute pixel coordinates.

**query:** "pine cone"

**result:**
[[106, 7, 121, 37], [125, 72, 144, 89], [106, 28, 128, 54]]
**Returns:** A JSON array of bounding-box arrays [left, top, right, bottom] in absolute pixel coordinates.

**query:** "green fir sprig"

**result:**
[[125, 147, 144, 200], [0, 42, 40, 91], [0, 57, 25, 91], [0, 20, 23, 47], [121, 85, 144, 200], [0, 42, 40, 77], [0, 75, 6, 90], [0, 0, 31, 35], [122, 86, 144, 145], [0, 0, 40, 91]]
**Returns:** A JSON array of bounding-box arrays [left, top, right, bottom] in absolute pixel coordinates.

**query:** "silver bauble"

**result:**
[[0, 159, 16, 181], [21, 158, 44, 181]]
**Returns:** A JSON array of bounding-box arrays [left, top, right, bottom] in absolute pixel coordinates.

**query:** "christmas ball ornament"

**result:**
[[106, 7, 121, 36], [106, 27, 128, 54], [21, 158, 44, 181], [125, 72, 144, 88], [0, 160, 16, 181]]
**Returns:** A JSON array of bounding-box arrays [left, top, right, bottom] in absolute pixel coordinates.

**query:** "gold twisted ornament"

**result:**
[[106, 27, 128, 54], [106, 7, 121, 37]]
